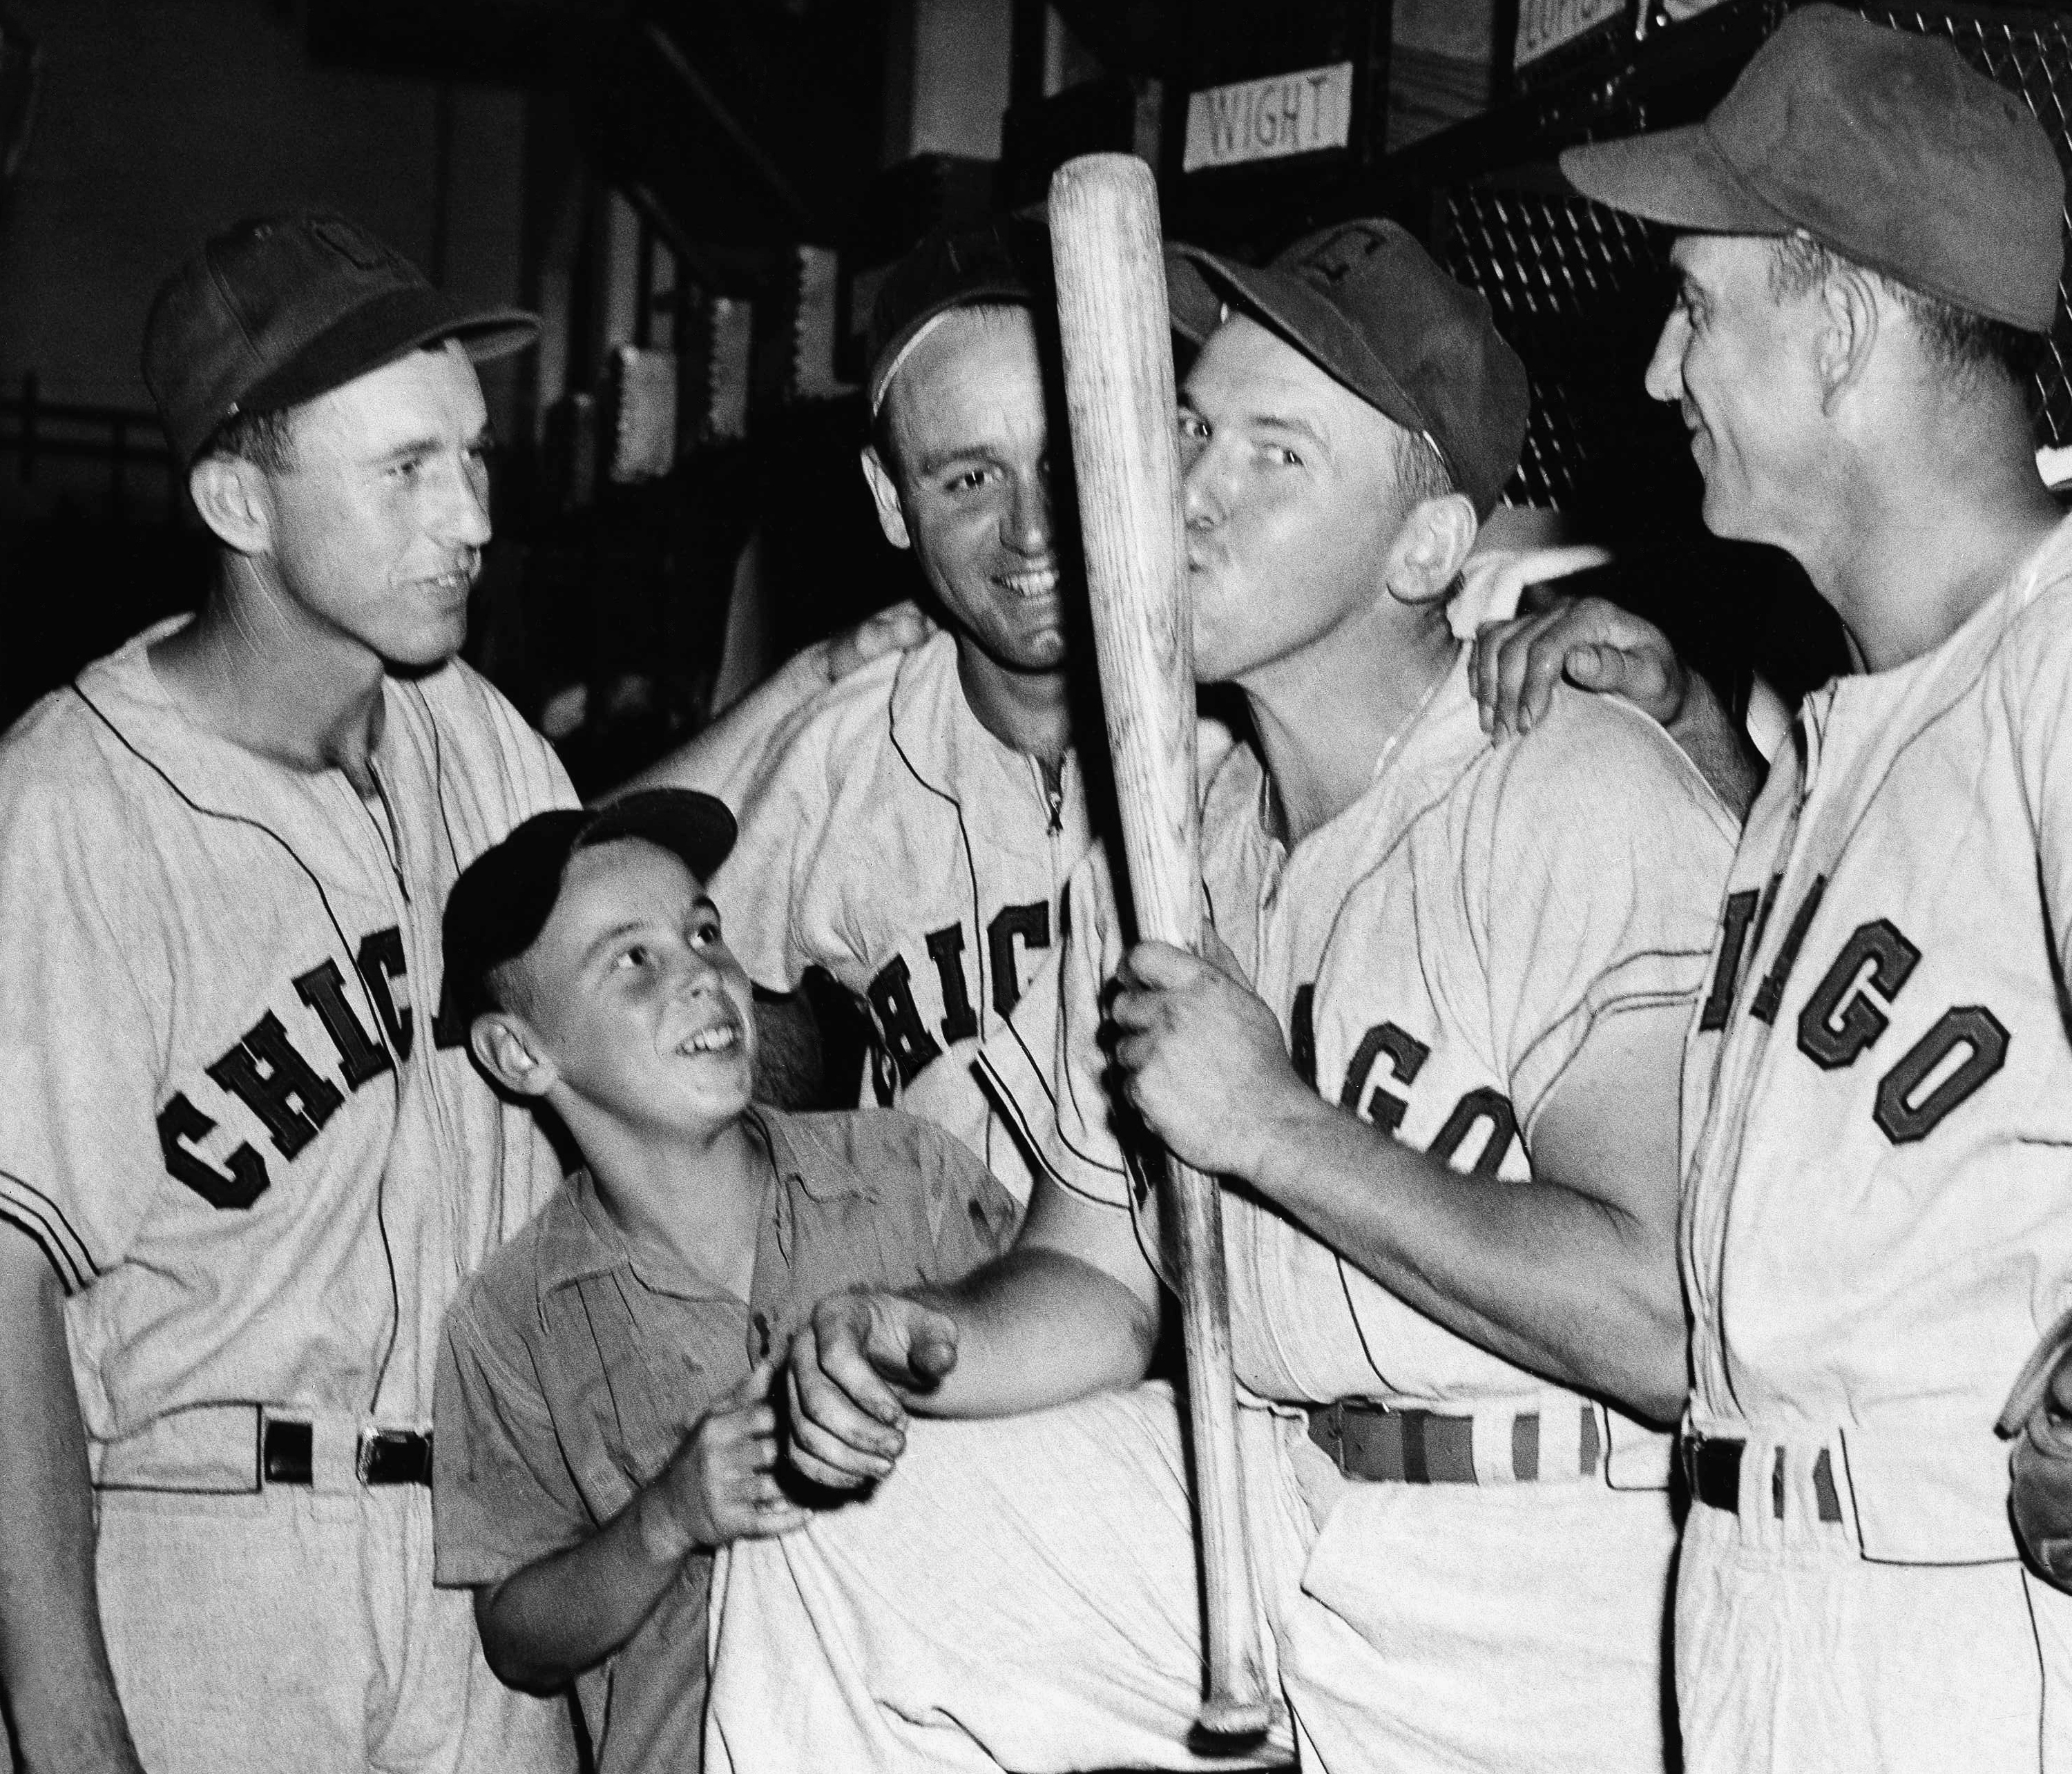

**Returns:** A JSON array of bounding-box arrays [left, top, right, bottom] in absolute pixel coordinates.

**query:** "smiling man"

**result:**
[[635, 220, 1104, 1202], [0, 213, 582, 1774], [1470, 9, 2072, 1769], [704, 222, 1737, 1774]]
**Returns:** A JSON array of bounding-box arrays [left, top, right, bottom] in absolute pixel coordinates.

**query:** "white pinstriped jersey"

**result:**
[[986, 650, 1736, 1458], [0, 619, 577, 1442], [1681, 515, 2072, 1555], [711, 632, 1099, 1201]]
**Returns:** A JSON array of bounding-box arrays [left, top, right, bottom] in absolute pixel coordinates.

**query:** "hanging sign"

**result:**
[[1182, 61, 1354, 173], [1515, 0, 1627, 70]]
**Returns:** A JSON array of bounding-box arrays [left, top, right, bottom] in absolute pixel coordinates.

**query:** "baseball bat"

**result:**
[[1048, 152, 1277, 1743]]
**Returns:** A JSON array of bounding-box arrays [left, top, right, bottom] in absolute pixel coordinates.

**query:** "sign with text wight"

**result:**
[[1514, 0, 1627, 68], [1182, 63, 1354, 173]]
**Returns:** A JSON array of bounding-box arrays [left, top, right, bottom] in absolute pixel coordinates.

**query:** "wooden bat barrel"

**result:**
[[1048, 150, 1277, 1742]]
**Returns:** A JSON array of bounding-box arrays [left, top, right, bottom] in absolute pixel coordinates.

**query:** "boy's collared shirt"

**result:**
[[432, 1106, 1017, 1774]]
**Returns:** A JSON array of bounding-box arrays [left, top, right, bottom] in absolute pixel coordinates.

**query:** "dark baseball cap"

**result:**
[[866, 215, 1053, 416], [442, 789, 738, 1031], [144, 211, 541, 466], [1167, 220, 1530, 516], [1561, 5, 2064, 334]]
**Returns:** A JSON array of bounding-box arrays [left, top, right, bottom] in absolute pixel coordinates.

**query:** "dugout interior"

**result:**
[[1131, 0, 2072, 721]]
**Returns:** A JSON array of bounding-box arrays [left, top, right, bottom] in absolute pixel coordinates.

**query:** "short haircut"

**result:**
[[1768, 233, 2046, 393], [202, 403, 298, 473], [1391, 423, 1457, 509], [870, 302, 1040, 486], [481, 952, 539, 1025]]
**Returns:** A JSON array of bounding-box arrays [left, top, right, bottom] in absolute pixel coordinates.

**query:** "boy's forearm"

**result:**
[[0, 1238, 147, 1774], [474, 1482, 700, 1693]]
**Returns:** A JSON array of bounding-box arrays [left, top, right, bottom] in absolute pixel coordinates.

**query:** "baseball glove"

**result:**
[[1997, 1305, 2072, 1592]]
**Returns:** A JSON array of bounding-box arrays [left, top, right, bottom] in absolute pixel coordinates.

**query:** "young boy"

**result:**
[[429, 788, 1019, 1773]]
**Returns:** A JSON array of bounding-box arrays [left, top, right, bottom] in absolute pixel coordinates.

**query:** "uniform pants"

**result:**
[[706, 1382, 1678, 1773], [1677, 1498, 2072, 1774], [95, 1483, 576, 1774]]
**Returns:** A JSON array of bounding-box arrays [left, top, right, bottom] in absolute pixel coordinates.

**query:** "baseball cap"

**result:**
[[144, 211, 541, 465], [1167, 220, 1531, 516], [441, 789, 738, 1031], [1560, 5, 2064, 334], [865, 215, 1053, 416]]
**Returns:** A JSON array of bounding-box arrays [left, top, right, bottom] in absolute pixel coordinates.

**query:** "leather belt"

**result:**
[[1678, 1431, 1843, 1523], [262, 1420, 433, 1488], [1308, 1399, 1603, 1485]]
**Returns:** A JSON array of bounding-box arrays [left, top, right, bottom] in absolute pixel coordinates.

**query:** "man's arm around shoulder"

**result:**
[[0, 1234, 146, 1774], [1471, 592, 1765, 820]]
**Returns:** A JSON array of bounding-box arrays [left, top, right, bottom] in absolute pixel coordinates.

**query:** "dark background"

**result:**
[[6, 0, 2069, 783]]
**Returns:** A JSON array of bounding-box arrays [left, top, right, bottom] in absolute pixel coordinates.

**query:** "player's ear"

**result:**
[[1384, 494, 1479, 608], [188, 454, 276, 557], [1816, 260, 1880, 412], [470, 1013, 555, 1099], [860, 446, 914, 551]]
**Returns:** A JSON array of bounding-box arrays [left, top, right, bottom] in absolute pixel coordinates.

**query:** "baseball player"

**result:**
[[0, 214, 578, 1774], [703, 221, 1737, 1773], [1472, 9, 2072, 1768], [635, 219, 1101, 1199]]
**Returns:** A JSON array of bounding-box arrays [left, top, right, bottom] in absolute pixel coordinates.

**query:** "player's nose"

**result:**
[[1001, 468, 1051, 556], [1182, 451, 1225, 530], [1644, 311, 1688, 405], [430, 452, 493, 548]]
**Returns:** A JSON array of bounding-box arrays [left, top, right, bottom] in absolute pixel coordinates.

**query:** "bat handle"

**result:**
[[1168, 1157, 1278, 1742]]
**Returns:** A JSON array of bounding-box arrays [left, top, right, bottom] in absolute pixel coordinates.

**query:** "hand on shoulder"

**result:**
[[820, 600, 937, 685], [1470, 591, 1689, 743]]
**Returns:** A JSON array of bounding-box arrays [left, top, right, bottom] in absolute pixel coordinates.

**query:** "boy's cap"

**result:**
[[442, 789, 738, 1030], [1167, 220, 1530, 517], [144, 211, 541, 465], [1560, 5, 2064, 334], [866, 215, 1053, 416]]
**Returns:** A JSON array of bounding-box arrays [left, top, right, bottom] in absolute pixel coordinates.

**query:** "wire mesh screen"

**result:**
[[1440, 189, 1678, 514], [1434, 3, 2072, 511]]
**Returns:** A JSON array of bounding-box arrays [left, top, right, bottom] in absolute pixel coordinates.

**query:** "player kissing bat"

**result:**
[[1047, 151, 1278, 1743]]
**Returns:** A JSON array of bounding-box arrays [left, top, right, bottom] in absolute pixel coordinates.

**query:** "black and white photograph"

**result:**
[[3, 3, 2071, 1771]]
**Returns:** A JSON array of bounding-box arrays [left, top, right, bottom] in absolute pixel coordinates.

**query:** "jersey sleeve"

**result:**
[[908, 1119, 1023, 1279], [972, 847, 1136, 1208], [707, 771, 817, 994], [1467, 692, 1738, 1135], [431, 1292, 594, 1589], [653, 648, 837, 811], [2011, 581, 2072, 979], [0, 752, 175, 1292]]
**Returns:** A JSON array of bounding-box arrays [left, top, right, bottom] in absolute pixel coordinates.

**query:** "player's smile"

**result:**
[[671, 1012, 744, 1060], [867, 307, 1069, 678], [1644, 233, 1826, 550], [995, 563, 1060, 600]]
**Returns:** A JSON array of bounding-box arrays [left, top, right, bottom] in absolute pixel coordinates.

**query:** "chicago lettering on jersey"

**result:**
[[155, 925, 424, 1208], [1292, 987, 1522, 1177], [1700, 879, 2009, 1145], [865, 900, 1054, 1098]]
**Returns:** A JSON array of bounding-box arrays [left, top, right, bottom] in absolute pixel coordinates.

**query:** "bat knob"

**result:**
[[1191, 1695, 1279, 1744]]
